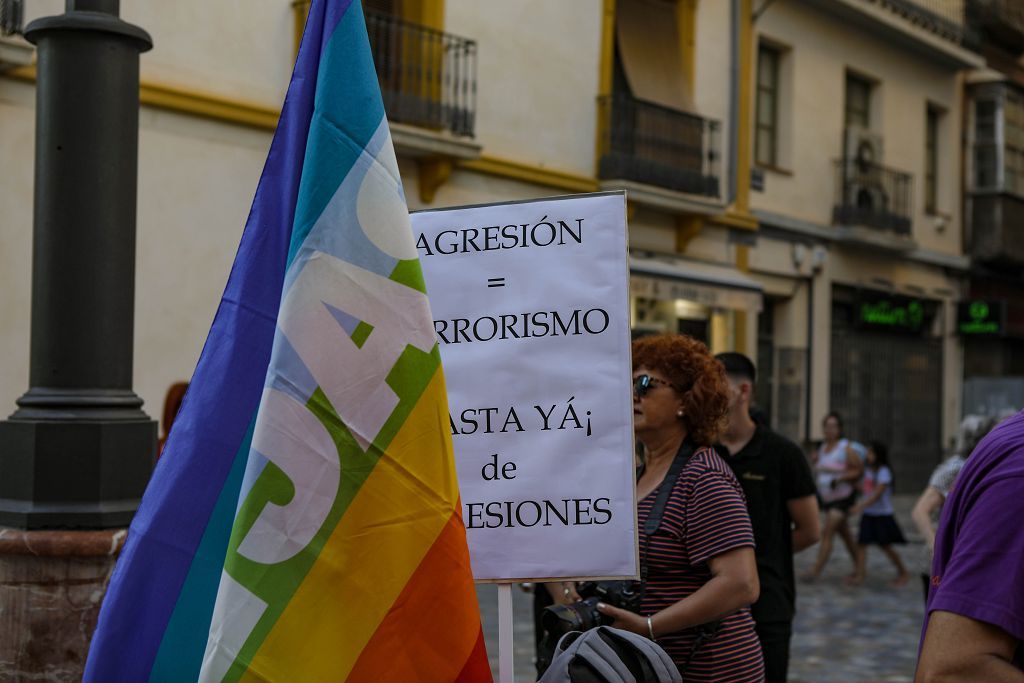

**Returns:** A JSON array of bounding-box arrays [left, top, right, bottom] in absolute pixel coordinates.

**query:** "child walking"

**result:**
[[847, 441, 909, 587]]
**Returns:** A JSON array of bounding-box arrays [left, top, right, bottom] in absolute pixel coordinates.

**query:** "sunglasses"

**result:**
[[633, 374, 678, 397]]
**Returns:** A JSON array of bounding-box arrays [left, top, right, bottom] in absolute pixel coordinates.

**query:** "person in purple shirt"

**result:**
[[916, 410, 1024, 682]]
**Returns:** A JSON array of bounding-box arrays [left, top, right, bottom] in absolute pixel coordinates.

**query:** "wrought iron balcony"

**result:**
[[802, 0, 978, 51], [874, 0, 976, 45], [597, 94, 720, 198], [967, 0, 1024, 54], [971, 194, 1024, 267], [365, 10, 476, 138], [1, 0, 23, 36], [832, 159, 913, 235]]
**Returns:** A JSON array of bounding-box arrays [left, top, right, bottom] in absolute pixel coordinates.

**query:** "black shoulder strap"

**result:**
[[643, 440, 696, 537], [638, 440, 697, 594], [639, 440, 722, 656]]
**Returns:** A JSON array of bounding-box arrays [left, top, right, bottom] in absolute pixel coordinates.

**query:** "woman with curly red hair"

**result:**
[[596, 333, 764, 680]]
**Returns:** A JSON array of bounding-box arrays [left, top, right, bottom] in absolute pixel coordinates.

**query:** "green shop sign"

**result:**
[[957, 300, 1005, 336], [857, 297, 927, 332]]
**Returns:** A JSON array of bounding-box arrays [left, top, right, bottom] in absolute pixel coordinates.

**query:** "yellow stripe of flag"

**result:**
[[238, 368, 460, 681]]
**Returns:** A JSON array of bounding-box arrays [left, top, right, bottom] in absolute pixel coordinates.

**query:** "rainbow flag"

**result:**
[[84, 1, 491, 680]]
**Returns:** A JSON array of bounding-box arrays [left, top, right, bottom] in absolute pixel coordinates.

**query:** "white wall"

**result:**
[[0, 81, 272, 424], [693, 0, 734, 191], [132, 110, 271, 421], [446, 0, 604, 176], [0, 82, 35, 413], [22, 0, 294, 107]]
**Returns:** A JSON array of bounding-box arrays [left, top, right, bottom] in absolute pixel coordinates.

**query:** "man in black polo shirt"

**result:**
[[716, 352, 820, 683]]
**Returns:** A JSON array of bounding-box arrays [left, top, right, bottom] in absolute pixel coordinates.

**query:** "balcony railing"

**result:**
[[967, 0, 1024, 54], [869, 0, 977, 46], [833, 159, 913, 235], [365, 11, 477, 138], [971, 193, 1024, 266], [597, 94, 720, 197]]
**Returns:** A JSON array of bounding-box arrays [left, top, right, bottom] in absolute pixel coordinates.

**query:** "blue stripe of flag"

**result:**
[[83, 1, 355, 680]]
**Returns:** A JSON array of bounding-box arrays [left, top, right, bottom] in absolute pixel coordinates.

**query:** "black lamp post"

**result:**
[[0, 0, 155, 529]]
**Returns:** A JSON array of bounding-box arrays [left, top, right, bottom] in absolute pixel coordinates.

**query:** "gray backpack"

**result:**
[[537, 626, 682, 683]]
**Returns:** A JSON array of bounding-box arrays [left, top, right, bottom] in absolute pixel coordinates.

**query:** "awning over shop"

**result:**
[[629, 253, 764, 313]]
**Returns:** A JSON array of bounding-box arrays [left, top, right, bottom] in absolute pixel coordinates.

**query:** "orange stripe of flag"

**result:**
[[346, 507, 491, 682], [454, 630, 492, 683]]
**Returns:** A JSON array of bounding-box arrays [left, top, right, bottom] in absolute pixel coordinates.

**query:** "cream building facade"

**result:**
[[0, 0, 994, 488], [0, 0, 761, 443], [749, 0, 985, 487]]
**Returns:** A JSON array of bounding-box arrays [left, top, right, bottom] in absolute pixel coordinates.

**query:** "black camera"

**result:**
[[541, 580, 643, 638]]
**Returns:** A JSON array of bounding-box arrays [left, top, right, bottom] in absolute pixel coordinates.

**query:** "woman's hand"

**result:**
[[546, 581, 581, 606], [595, 603, 648, 636]]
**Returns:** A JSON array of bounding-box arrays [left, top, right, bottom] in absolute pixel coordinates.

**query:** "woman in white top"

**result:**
[[802, 412, 863, 581]]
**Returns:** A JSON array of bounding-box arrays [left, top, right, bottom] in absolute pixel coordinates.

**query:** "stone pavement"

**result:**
[[789, 494, 928, 682], [478, 494, 930, 682]]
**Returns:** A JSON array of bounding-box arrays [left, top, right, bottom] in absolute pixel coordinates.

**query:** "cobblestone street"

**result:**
[[789, 494, 927, 682], [479, 495, 929, 682]]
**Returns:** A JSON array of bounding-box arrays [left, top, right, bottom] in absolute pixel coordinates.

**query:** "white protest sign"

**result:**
[[412, 191, 636, 582]]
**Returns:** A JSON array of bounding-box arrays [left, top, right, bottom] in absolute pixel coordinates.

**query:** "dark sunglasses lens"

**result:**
[[633, 375, 651, 396]]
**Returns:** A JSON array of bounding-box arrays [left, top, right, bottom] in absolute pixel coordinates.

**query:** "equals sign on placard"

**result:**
[[487, 277, 506, 288]]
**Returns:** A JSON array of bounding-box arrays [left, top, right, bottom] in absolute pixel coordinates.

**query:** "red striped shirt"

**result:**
[[639, 447, 764, 681]]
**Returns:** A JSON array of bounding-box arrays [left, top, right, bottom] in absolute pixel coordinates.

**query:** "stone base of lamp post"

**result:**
[[0, 527, 126, 679]]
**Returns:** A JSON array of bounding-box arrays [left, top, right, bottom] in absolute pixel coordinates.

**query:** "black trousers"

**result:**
[[755, 620, 792, 683]]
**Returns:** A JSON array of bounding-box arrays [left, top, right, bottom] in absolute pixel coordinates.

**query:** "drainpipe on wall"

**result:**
[[728, 0, 740, 205], [805, 275, 814, 445]]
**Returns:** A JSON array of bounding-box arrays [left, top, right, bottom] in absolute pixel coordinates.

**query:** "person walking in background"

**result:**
[[913, 416, 996, 551], [846, 441, 908, 587], [716, 352, 820, 683], [803, 412, 863, 582], [911, 415, 999, 600], [916, 410, 1024, 682]]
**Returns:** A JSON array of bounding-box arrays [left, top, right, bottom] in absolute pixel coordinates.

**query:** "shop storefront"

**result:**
[[960, 290, 1024, 416], [829, 286, 944, 491], [628, 253, 763, 354]]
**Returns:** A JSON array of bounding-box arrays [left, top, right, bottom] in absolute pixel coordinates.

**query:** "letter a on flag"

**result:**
[[84, 1, 492, 680]]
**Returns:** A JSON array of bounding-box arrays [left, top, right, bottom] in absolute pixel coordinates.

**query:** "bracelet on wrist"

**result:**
[[646, 615, 656, 640]]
